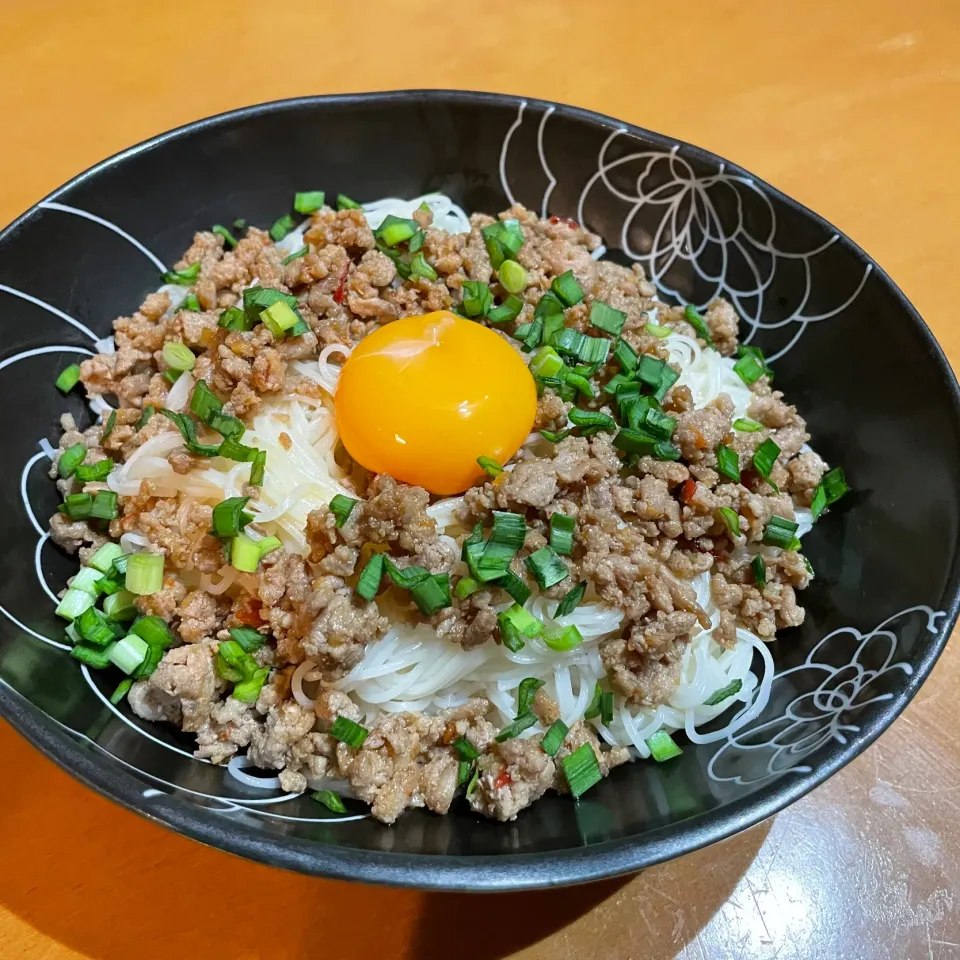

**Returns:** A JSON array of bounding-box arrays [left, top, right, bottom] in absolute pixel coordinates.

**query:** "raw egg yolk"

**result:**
[[335, 311, 537, 495]]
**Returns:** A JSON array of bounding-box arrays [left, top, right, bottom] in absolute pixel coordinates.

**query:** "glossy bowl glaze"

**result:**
[[0, 91, 957, 890]]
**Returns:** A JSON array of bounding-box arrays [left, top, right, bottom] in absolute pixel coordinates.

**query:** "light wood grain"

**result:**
[[1, 1, 957, 957]]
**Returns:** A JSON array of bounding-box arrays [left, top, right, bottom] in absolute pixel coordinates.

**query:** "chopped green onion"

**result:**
[[525, 545, 569, 589], [218, 437, 256, 462], [461, 280, 493, 318], [551, 270, 583, 307], [490, 511, 527, 551], [71, 567, 104, 596], [612, 339, 638, 374], [162, 262, 201, 286], [282, 245, 309, 265], [91, 491, 119, 520], [704, 678, 743, 706], [763, 515, 799, 548], [493, 570, 531, 606], [95, 577, 122, 596], [70, 642, 114, 669], [356, 553, 385, 602], [233, 665, 270, 703], [683, 304, 714, 347], [311, 790, 346, 813], [132, 615, 176, 649], [125, 553, 163, 595], [55, 587, 96, 622], [207, 411, 244, 441], [495, 713, 537, 743], [410, 574, 451, 615], [499, 603, 543, 638], [55, 364, 81, 393], [383, 558, 431, 591], [517, 677, 544, 716], [163, 369, 183, 385], [499, 617, 525, 652], [230, 533, 261, 573], [715, 444, 740, 483], [159, 409, 220, 457], [498, 260, 528, 294], [646, 730, 683, 761], [737, 345, 773, 378], [521, 316, 545, 352], [212, 224, 237, 248], [269, 213, 296, 242], [60, 492, 92, 520], [329, 494, 358, 527], [733, 354, 764, 384], [549, 513, 576, 556], [454, 576, 479, 599], [109, 678, 134, 705], [212, 496, 252, 538], [530, 345, 564, 379], [717, 507, 741, 538], [177, 292, 201, 313], [555, 581, 586, 617], [162, 341, 196, 372], [535, 292, 565, 327], [130, 642, 162, 679], [584, 682, 603, 719], [375, 214, 418, 248], [101, 410, 117, 441], [261, 300, 300, 337], [752, 439, 781, 491], [539, 428, 570, 443], [632, 406, 676, 440], [294, 191, 325, 214], [751, 554, 766, 587], [487, 295, 524, 324], [635, 354, 665, 388], [568, 409, 615, 436], [218, 306, 252, 331], [249, 449, 266, 486], [227, 626, 265, 652], [190, 381, 222, 420], [329, 715, 369, 748], [108, 634, 149, 675], [654, 365, 680, 403], [553, 327, 585, 358], [811, 467, 849, 521], [576, 336, 611, 365], [477, 456, 502, 478], [561, 742, 603, 797], [733, 417, 763, 432], [58, 443, 87, 479], [600, 691, 614, 725], [337, 194, 361, 210], [541, 720, 569, 756], [561, 368, 594, 398], [76, 607, 116, 647], [75, 458, 114, 483], [406, 252, 437, 282], [102, 589, 137, 620], [589, 301, 626, 337], [612, 427, 661, 457], [457, 760, 474, 787], [481, 219, 524, 269], [242, 286, 299, 327], [89, 543, 124, 574], [644, 322, 671, 338], [542, 623, 584, 651], [453, 737, 480, 761]]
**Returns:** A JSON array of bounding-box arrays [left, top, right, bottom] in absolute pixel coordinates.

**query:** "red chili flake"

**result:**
[[494, 769, 512, 790], [333, 264, 350, 304], [681, 478, 697, 503], [548, 216, 579, 228]]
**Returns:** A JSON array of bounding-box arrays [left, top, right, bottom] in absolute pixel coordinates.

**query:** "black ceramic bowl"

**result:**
[[1, 91, 957, 891]]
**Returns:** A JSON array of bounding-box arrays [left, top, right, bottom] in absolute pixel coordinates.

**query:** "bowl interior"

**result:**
[[0, 91, 957, 888]]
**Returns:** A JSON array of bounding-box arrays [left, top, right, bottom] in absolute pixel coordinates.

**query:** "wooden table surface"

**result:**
[[1, 1, 958, 957]]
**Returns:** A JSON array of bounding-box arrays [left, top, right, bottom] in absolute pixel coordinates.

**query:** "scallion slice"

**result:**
[[405, 252, 437, 282], [162, 341, 196, 373], [212, 224, 237, 248], [752, 438, 781, 491], [162, 262, 201, 286], [477, 456, 502, 478], [261, 300, 300, 337], [613, 338, 638, 374], [89, 542, 124, 574], [454, 576, 479, 599], [461, 280, 493, 318], [356, 553, 384, 602], [683, 304, 714, 347], [555, 581, 586, 617], [498, 260, 528, 294], [499, 603, 543, 639], [517, 677, 545, 715], [383, 558, 431, 591], [632, 406, 676, 441], [493, 570, 531, 606], [589, 301, 626, 337], [715, 444, 740, 483], [646, 730, 683, 762], [132, 643, 164, 679], [75, 458, 114, 483], [125, 553, 163, 595], [329, 715, 369, 748], [76, 606, 115, 647], [654, 365, 680, 403], [584, 682, 603, 719], [763, 515, 799, 548], [525, 546, 569, 589], [644, 322, 671, 338], [311, 790, 346, 813], [717, 507, 741, 538], [487, 294, 524, 324], [329, 494, 358, 528], [55, 586, 95, 622], [453, 738, 481, 763], [733, 354, 764, 384], [58, 443, 87, 479], [600, 691, 614, 725], [337, 194, 361, 210], [176, 292, 201, 313], [481, 219, 524, 269], [530, 346, 564, 379], [103, 589, 137, 620], [499, 617, 525, 652], [540, 719, 569, 756], [561, 742, 603, 797], [561, 368, 593, 398], [576, 336, 611, 365], [218, 306, 252, 331], [410, 574, 451, 615], [71, 642, 114, 669], [212, 497, 252, 538], [282, 245, 309, 265], [250, 449, 266, 486], [457, 760, 474, 787], [60, 492, 92, 520], [495, 712, 537, 743], [542, 623, 583, 651], [190, 379, 222, 420], [811, 467, 849, 521], [91, 491, 119, 520], [539, 428, 570, 443], [110, 678, 134, 705], [704, 678, 743, 706], [159, 409, 221, 457], [294, 191, 325, 214], [101, 410, 117, 441], [490, 511, 527, 551], [551, 270, 583, 307], [108, 634, 149, 675], [375, 214, 418, 248], [269, 213, 296, 242], [751, 554, 766, 587], [549, 513, 576, 556], [733, 417, 763, 432], [55, 364, 81, 393], [132, 615, 176, 650]]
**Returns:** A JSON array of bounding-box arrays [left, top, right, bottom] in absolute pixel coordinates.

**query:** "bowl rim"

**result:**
[[1, 88, 958, 891]]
